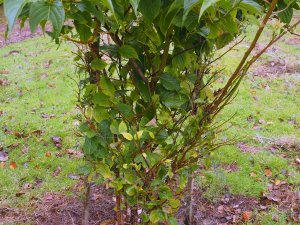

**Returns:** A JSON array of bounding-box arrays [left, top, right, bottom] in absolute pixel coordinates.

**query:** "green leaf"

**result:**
[[129, 0, 140, 16], [110, 120, 119, 134], [121, 132, 133, 141], [199, 0, 221, 21], [158, 186, 173, 200], [149, 209, 164, 223], [100, 77, 115, 97], [278, 1, 293, 24], [119, 45, 139, 60], [77, 0, 104, 23], [74, 21, 92, 43], [183, 0, 199, 23], [138, 0, 161, 23], [125, 186, 137, 196], [167, 217, 179, 225], [160, 73, 181, 91], [221, 15, 238, 35], [216, 33, 233, 49], [93, 106, 110, 123], [116, 103, 134, 118], [239, 0, 262, 15], [103, 0, 116, 18], [29, 0, 65, 38], [4, 0, 27, 33], [91, 58, 108, 71], [169, 198, 181, 209], [92, 93, 110, 107], [160, 88, 189, 109]]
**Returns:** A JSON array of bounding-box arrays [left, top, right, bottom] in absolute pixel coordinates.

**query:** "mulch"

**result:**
[[1, 181, 299, 225]]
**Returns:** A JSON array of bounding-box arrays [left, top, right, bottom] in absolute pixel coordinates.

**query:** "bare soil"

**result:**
[[1, 181, 299, 225]]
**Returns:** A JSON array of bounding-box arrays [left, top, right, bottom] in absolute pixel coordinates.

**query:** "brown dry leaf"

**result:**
[[250, 172, 257, 177], [52, 166, 62, 177], [264, 168, 272, 177], [10, 162, 17, 169], [14, 131, 27, 138], [8, 143, 20, 149], [45, 152, 51, 157], [16, 192, 25, 197], [66, 149, 84, 158], [0, 162, 6, 168], [51, 136, 62, 148], [0, 79, 10, 86], [0, 70, 9, 74], [22, 146, 29, 154], [242, 211, 252, 222]]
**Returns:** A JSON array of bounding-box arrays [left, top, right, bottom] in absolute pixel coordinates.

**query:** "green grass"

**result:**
[[0, 37, 84, 207]]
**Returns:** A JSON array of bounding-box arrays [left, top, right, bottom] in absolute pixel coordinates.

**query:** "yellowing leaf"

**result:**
[[148, 131, 155, 139], [136, 130, 144, 139], [121, 132, 133, 141], [118, 121, 127, 133], [274, 179, 281, 186]]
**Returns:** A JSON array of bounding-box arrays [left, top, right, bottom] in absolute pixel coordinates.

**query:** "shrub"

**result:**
[[4, 0, 299, 224]]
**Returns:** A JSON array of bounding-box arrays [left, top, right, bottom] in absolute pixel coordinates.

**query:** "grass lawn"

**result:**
[[0, 26, 299, 224]]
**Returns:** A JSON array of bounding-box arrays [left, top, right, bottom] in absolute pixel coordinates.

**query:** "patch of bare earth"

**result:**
[[0, 185, 115, 225], [252, 59, 300, 79], [1, 182, 299, 224]]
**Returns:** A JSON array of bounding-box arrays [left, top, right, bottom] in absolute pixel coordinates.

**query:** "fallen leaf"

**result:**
[[295, 158, 300, 164], [0, 152, 9, 162], [22, 146, 29, 154], [14, 131, 26, 138], [264, 168, 272, 177], [0, 162, 6, 168], [272, 215, 279, 222], [44, 59, 53, 69], [51, 136, 62, 148], [0, 70, 9, 74], [0, 79, 10, 86], [242, 211, 252, 222], [40, 73, 49, 79], [250, 172, 257, 177], [45, 152, 51, 157], [16, 192, 25, 197], [52, 166, 62, 177], [8, 143, 20, 149], [10, 162, 17, 169], [68, 173, 80, 180], [66, 149, 83, 158], [41, 113, 55, 119]]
